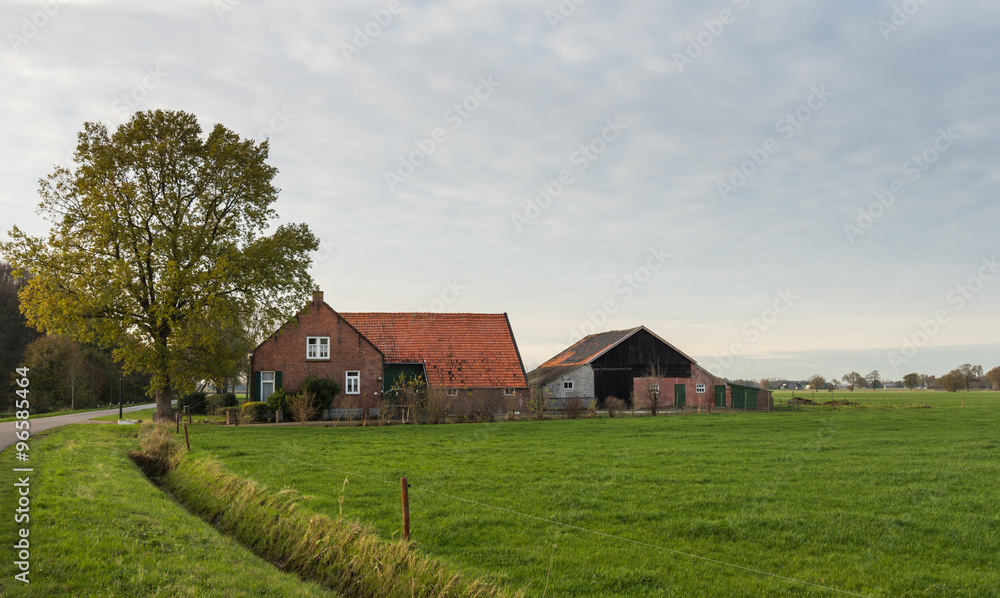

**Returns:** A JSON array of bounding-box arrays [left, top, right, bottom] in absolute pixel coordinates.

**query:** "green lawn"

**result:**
[[0, 425, 335, 597], [180, 394, 1000, 597]]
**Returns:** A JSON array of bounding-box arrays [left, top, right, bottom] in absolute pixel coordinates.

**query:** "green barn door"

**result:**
[[674, 384, 686, 408], [732, 387, 745, 409], [746, 389, 757, 410], [715, 385, 726, 407]]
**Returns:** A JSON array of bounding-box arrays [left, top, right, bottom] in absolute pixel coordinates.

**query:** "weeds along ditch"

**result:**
[[184, 403, 1000, 597]]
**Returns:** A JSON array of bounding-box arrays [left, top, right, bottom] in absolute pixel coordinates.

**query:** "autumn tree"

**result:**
[[958, 364, 983, 390], [939, 369, 965, 392], [902, 373, 920, 390], [865, 370, 881, 391], [1, 110, 318, 420], [808, 375, 826, 391], [987, 366, 1000, 391], [842, 371, 864, 391]]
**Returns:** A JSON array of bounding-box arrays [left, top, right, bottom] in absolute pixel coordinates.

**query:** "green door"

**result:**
[[746, 389, 757, 410], [674, 384, 686, 408], [732, 387, 745, 409], [715, 385, 726, 407]]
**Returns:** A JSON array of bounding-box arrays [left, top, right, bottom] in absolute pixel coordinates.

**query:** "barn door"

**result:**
[[674, 384, 685, 408], [715, 385, 726, 407]]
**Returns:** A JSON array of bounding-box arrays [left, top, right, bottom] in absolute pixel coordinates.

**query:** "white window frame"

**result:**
[[447, 389, 458, 396], [563, 381, 574, 390], [345, 371, 360, 394], [649, 383, 660, 394], [261, 371, 276, 402], [696, 384, 706, 394], [306, 337, 330, 360], [503, 388, 516, 396]]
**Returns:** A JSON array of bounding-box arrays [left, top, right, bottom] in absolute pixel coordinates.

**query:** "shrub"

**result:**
[[564, 397, 584, 419], [221, 392, 238, 407], [424, 388, 450, 424], [177, 391, 208, 415], [302, 374, 342, 413], [605, 396, 625, 418], [267, 388, 289, 416], [241, 401, 269, 422], [287, 393, 318, 424]]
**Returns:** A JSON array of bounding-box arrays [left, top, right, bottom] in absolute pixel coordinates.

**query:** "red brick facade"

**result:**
[[633, 364, 726, 409], [249, 294, 383, 407]]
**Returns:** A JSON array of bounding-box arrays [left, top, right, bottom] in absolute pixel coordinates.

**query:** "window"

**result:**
[[649, 384, 660, 394], [696, 384, 706, 394], [563, 381, 574, 390], [447, 389, 458, 396], [306, 337, 329, 360], [503, 389, 516, 396], [261, 371, 275, 402], [345, 371, 360, 394]]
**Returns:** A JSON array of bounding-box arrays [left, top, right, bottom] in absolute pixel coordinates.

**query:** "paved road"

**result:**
[[0, 403, 156, 452]]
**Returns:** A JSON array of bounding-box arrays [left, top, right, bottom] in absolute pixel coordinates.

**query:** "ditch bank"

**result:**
[[130, 425, 521, 598]]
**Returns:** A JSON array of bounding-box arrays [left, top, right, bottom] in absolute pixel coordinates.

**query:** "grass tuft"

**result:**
[[142, 438, 521, 598]]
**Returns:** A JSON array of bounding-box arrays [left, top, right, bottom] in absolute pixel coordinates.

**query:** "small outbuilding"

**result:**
[[527, 326, 771, 410]]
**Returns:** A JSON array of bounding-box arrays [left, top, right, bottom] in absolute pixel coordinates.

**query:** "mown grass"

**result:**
[[0, 425, 335, 597], [182, 392, 1000, 597]]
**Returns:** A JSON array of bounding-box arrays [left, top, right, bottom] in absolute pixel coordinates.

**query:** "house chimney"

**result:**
[[312, 289, 324, 305]]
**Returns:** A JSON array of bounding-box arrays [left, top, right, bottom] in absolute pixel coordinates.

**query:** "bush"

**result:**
[[267, 388, 289, 416], [287, 393, 318, 424], [302, 374, 342, 414], [564, 397, 584, 419], [241, 401, 269, 422], [177, 391, 208, 415], [221, 392, 238, 407], [605, 396, 625, 418]]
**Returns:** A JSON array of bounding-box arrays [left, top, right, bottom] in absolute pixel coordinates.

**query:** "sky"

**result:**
[[1, 0, 998, 382]]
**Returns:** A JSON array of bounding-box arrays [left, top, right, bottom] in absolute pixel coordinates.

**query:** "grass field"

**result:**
[[168, 390, 1000, 597], [0, 425, 334, 597]]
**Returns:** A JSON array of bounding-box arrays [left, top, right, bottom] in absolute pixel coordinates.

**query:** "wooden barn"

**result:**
[[527, 326, 771, 410]]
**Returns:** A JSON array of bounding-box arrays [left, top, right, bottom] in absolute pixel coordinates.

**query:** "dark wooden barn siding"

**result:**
[[592, 329, 692, 403]]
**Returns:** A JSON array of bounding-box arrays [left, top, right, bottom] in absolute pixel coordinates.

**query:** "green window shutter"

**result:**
[[275, 371, 283, 392], [252, 371, 261, 402]]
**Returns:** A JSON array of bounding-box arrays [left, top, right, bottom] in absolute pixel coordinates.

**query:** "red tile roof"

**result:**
[[339, 312, 527, 389]]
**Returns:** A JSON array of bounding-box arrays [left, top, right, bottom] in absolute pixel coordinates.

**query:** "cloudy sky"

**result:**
[[2, 0, 998, 382]]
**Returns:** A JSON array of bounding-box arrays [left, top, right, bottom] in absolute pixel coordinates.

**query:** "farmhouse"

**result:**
[[249, 291, 529, 408], [527, 326, 772, 410]]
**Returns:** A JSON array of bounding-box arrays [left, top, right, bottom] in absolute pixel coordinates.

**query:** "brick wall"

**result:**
[[633, 365, 725, 409], [249, 295, 384, 407]]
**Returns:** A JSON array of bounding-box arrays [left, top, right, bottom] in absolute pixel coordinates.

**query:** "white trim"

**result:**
[[503, 388, 516, 396], [696, 384, 706, 394], [563, 380, 574, 390], [447, 389, 458, 396], [345, 371, 360, 394], [306, 336, 330, 360], [261, 371, 275, 401]]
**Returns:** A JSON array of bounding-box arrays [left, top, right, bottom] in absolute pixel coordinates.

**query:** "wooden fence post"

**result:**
[[183, 424, 190, 451], [176, 411, 180, 433], [401, 477, 410, 542]]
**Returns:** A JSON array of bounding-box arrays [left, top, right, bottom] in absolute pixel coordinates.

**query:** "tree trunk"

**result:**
[[156, 386, 174, 422]]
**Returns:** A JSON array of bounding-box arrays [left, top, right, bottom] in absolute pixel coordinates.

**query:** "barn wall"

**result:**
[[633, 365, 722, 409], [540, 364, 595, 406]]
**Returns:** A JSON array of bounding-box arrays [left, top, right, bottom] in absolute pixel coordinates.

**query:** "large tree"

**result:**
[[865, 370, 881, 391], [2, 110, 318, 419], [902, 373, 920, 390], [987, 366, 1000, 391], [842, 371, 864, 390]]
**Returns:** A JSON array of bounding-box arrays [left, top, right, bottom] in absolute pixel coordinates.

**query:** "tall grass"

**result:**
[[133, 429, 521, 598]]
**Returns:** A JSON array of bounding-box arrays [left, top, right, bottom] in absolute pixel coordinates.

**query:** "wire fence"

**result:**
[[324, 466, 874, 598]]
